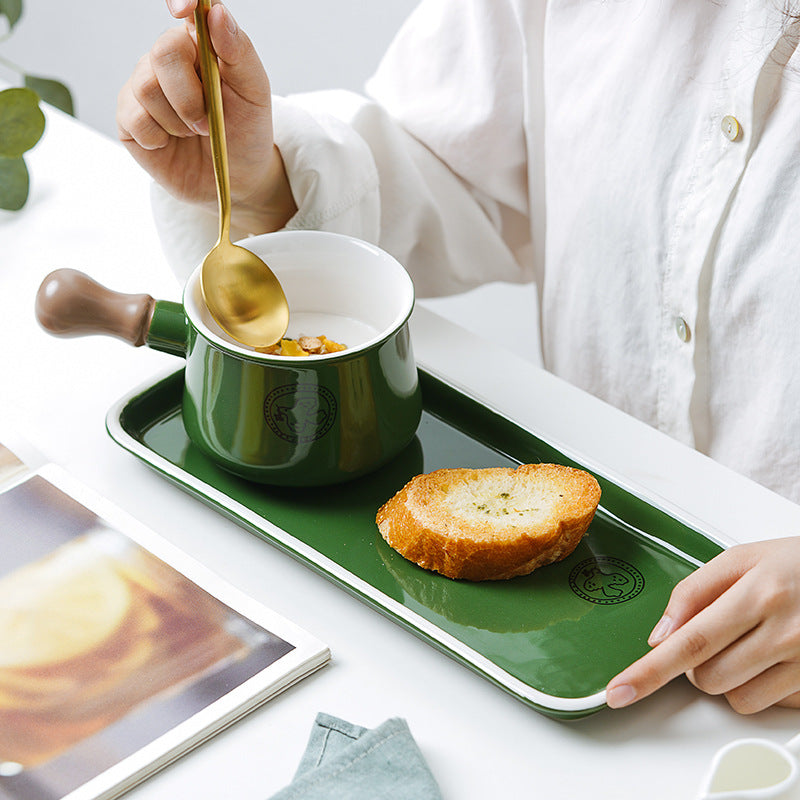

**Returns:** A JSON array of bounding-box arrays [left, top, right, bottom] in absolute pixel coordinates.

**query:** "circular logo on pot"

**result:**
[[263, 385, 338, 443], [568, 557, 644, 605]]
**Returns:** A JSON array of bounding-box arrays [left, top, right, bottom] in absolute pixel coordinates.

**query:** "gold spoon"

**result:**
[[193, 0, 288, 347]]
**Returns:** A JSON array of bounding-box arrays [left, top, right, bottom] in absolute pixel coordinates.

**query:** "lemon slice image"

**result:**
[[0, 535, 132, 669]]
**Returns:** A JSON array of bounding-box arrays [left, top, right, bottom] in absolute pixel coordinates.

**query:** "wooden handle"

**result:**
[[35, 269, 156, 347]]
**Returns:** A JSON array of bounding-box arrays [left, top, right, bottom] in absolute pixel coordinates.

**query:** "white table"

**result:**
[[3, 104, 800, 800]]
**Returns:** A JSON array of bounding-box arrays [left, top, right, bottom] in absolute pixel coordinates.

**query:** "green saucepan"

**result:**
[[36, 231, 422, 486]]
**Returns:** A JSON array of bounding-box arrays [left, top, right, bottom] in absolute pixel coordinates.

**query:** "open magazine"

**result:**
[[0, 436, 330, 800]]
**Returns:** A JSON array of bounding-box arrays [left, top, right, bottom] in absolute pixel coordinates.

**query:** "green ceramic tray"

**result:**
[[107, 368, 726, 719]]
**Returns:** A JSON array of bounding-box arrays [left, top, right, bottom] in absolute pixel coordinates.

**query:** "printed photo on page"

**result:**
[[0, 471, 301, 800]]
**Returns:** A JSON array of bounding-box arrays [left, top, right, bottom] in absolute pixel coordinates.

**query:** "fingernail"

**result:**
[[190, 119, 208, 135], [648, 615, 674, 646], [222, 5, 238, 35], [166, 0, 191, 15], [606, 684, 637, 708]]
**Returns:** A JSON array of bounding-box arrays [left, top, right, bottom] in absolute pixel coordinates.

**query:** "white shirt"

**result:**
[[154, 0, 800, 505]]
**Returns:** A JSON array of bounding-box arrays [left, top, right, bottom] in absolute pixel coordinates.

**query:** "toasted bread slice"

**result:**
[[376, 464, 601, 581]]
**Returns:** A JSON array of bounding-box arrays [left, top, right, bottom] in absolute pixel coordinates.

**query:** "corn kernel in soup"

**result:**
[[256, 335, 347, 357]]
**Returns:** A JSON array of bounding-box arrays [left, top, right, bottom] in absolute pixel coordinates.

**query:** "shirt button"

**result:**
[[721, 115, 741, 141], [674, 316, 691, 343]]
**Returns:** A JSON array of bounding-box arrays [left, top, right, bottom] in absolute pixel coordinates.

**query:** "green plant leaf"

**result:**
[[0, 156, 29, 210], [0, 0, 23, 30], [0, 87, 45, 158], [25, 75, 74, 117]]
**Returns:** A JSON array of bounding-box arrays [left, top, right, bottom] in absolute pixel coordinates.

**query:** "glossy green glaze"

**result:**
[[145, 300, 421, 485], [112, 369, 725, 719], [147, 300, 187, 358]]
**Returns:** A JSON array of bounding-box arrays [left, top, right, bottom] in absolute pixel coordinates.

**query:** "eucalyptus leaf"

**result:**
[[0, 156, 29, 210], [0, 0, 23, 30], [25, 75, 74, 117], [0, 87, 45, 158]]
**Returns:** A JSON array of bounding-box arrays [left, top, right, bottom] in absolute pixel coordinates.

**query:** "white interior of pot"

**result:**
[[183, 231, 415, 360]]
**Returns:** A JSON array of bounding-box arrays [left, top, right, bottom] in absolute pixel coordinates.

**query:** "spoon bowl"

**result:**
[[199, 237, 288, 346], [194, 0, 288, 347]]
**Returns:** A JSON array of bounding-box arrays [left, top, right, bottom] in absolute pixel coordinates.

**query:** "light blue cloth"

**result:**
[[268, 713, 443, 799]]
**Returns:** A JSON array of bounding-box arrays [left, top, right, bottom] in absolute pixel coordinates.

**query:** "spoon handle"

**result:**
[[35, 269, 155, 346], [194, 0, 232, 244]]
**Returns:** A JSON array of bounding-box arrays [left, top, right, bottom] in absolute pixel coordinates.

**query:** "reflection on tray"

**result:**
[[376, 535, 591, 633]]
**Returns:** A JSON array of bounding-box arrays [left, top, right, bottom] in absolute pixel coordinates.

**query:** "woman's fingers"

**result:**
[[606, 573, 761, 707], [719, 661, 800, 714], [117, 26, 203, 150], [120, 4, 269, 150], [207, 5, 271, 110], [687, 621, 800, 698], [777, 690, 800, 709], [118, 0, 286, 227], [607, 539, 800, 713], [147, 27, 207, 134], [647, 546, 756, 646], [177, 1, 268, 106], [166, 0, 197, 20], [116, 76, 162, 151]]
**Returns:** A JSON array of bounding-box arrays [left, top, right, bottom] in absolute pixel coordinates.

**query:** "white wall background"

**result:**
[[1, 0, 420, 139], [1, 0, 539, 359]]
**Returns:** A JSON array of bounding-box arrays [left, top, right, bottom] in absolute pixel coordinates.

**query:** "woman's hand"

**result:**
[[116, 0, 296, 233], [606, 537, 800, 714]]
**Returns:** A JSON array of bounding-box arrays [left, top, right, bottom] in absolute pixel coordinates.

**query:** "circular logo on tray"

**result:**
[[263, 385, 338, 444], [568, 557, 645, 605]]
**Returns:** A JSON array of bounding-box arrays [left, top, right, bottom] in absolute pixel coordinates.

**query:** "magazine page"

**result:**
[[0, 443, 27, 488], [0, 448, 329, 800], [0, 433, 44, 489]]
